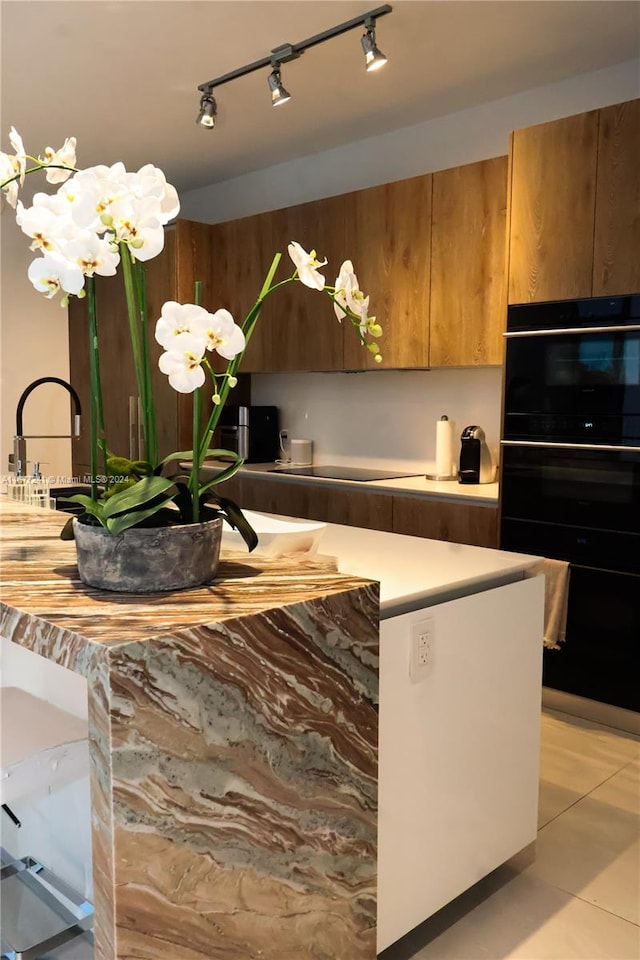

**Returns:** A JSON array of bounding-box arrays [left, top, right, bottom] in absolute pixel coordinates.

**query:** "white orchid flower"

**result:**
[[128, 164, 180, 222], [333, 259, 370, 320], [27, 252, 85, 299], [0, 151, 19, 207], [109, 196, 165, 261], [155, 301, 210, 349], [9, 127, 26, 186], [64, 232, 120, 277], [18, 203, 70, 252], [158, 332, 207, 393], [71, 164, 127, 231], [39, 136, 77, 183], [287, 241, 327, 290], [333, 259, 357, 321], [193, 308, 245, 361]]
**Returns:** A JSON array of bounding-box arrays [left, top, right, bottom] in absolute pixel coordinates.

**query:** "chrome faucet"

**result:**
[[10, 377, 82, 477]]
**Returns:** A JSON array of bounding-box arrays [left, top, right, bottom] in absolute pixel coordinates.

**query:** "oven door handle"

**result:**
[[501, 440, 640, 453], [504, 323, 640, 337]]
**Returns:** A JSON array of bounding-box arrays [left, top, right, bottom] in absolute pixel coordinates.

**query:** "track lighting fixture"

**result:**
[[267, 65, 292, 107], [196, 4, 392, 129], [361, 18, 387, 72], [196, 88, 217, 128]]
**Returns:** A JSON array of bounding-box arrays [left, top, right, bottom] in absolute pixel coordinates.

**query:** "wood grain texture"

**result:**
[[208, 211, 275, 373], [264, 197, 346, 372], [0, 502, 379, 959], [239, 476, 394, 532], [508, 110, 599, 304], [430, 157, 508, 366], [593, 98, 640, 296], [392, 495, 499, 548], [343, 175, 432, 369]]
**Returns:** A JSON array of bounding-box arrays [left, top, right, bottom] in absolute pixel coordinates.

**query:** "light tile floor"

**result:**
[[381, 708, 640, 960]]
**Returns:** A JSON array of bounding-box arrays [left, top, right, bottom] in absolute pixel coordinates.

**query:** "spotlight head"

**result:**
[[361, 24, 387, 72], [267, 67, 291, 107], [196, 90, 217, 128]]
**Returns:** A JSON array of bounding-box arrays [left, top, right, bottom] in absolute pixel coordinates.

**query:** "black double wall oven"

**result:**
[[501, 295, 640, 712]]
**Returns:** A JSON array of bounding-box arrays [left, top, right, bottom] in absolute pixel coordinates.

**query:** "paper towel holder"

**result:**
[[426, 414, 458, 481]]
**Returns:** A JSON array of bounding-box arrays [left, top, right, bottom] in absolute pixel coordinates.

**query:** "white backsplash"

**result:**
[[251, 367, 503, 474]]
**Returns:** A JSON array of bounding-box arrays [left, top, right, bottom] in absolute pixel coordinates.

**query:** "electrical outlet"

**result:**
[[409, 617, 434, 683]]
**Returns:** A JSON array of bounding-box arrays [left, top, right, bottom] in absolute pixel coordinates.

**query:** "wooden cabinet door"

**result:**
[[508, 111, 599, 304], [430, 157, 508, 366], [304, 485, 394, 531], [593, 98, 640, 297], [258, 197, 345, 371], [393, 495, 498, 548], [208, 212, 275, 374], [238, 476, 393, 531], [343, 175, 432, 369]]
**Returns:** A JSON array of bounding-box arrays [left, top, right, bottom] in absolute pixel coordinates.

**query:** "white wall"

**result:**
[[2, 60, 638, 479], [0, 221, 73, 481], [251, 368, 503, 473]]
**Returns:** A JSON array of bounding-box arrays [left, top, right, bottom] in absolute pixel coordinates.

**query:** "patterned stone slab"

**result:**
[[0, 502, 379, 959]]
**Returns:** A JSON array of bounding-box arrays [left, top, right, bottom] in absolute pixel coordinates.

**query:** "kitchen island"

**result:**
[[0, 501, 544, 958], [0, 502, 379, 960]]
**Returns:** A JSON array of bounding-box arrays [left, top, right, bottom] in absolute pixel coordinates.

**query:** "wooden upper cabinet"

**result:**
[[508, 110, 599, 304], [252, 196, 345, 372], [593, 98, 640, 297], [430, 157, 508, 366], [209, 211, 275, 373], [342, 175, 432, 369]]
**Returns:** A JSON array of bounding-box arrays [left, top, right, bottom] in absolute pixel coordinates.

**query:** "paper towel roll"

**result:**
[[428, 416, 456, 480]]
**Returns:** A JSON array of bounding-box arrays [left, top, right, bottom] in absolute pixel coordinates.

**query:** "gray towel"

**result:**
[[528, 558, 571, 650]]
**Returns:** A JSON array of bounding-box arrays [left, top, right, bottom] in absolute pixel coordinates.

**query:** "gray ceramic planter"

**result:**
[[73, 517, 223, 592]]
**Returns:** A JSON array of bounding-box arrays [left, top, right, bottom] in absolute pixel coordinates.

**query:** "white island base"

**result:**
[[377, 575, 543, 952]]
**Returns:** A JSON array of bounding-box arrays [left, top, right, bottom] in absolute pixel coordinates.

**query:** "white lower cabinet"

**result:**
[[377, 575, 545, 952]]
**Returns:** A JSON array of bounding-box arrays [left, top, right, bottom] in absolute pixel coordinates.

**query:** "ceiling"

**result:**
[[1, 1, 638, 194]]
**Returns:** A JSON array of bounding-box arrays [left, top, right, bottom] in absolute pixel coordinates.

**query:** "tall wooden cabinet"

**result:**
[[508, 97, 640, 303], [68, 219, 217, 478], [343, 175, 433, 370], [593, 99, 640, 296], [430, 157, 508, 366]]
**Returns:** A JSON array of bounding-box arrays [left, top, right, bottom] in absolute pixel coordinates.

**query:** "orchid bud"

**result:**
[[212, 393, 221, 405], [228, 376, 238, 387], [100, 213, 113, 227]]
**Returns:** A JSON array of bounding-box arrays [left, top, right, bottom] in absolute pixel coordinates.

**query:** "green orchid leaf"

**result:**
[[102, 476, 175, 519], [59, 516, 76, 541], [171, 482, 193, 524], [105, 497, 176, 536], [204, 494, 258, 552], [158, 448, 240, 467], [60, 495, 105, 524], [198, 457, 243, 493]]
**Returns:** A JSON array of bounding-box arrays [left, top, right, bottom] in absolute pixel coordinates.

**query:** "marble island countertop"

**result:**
[[0, 500, 379, 960], [193, 460, 500, 503]]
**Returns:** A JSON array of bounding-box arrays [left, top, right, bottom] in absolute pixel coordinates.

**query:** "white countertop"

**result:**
[[195, 461, 499, 504], [220, 509, 538, 619], [314, 521, 537, 617]]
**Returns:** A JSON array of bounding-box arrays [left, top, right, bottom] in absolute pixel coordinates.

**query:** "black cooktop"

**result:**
[[269, 465, 423, 482]]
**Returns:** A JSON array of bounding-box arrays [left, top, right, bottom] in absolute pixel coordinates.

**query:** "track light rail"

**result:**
[[197, 4, 392, 92]]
